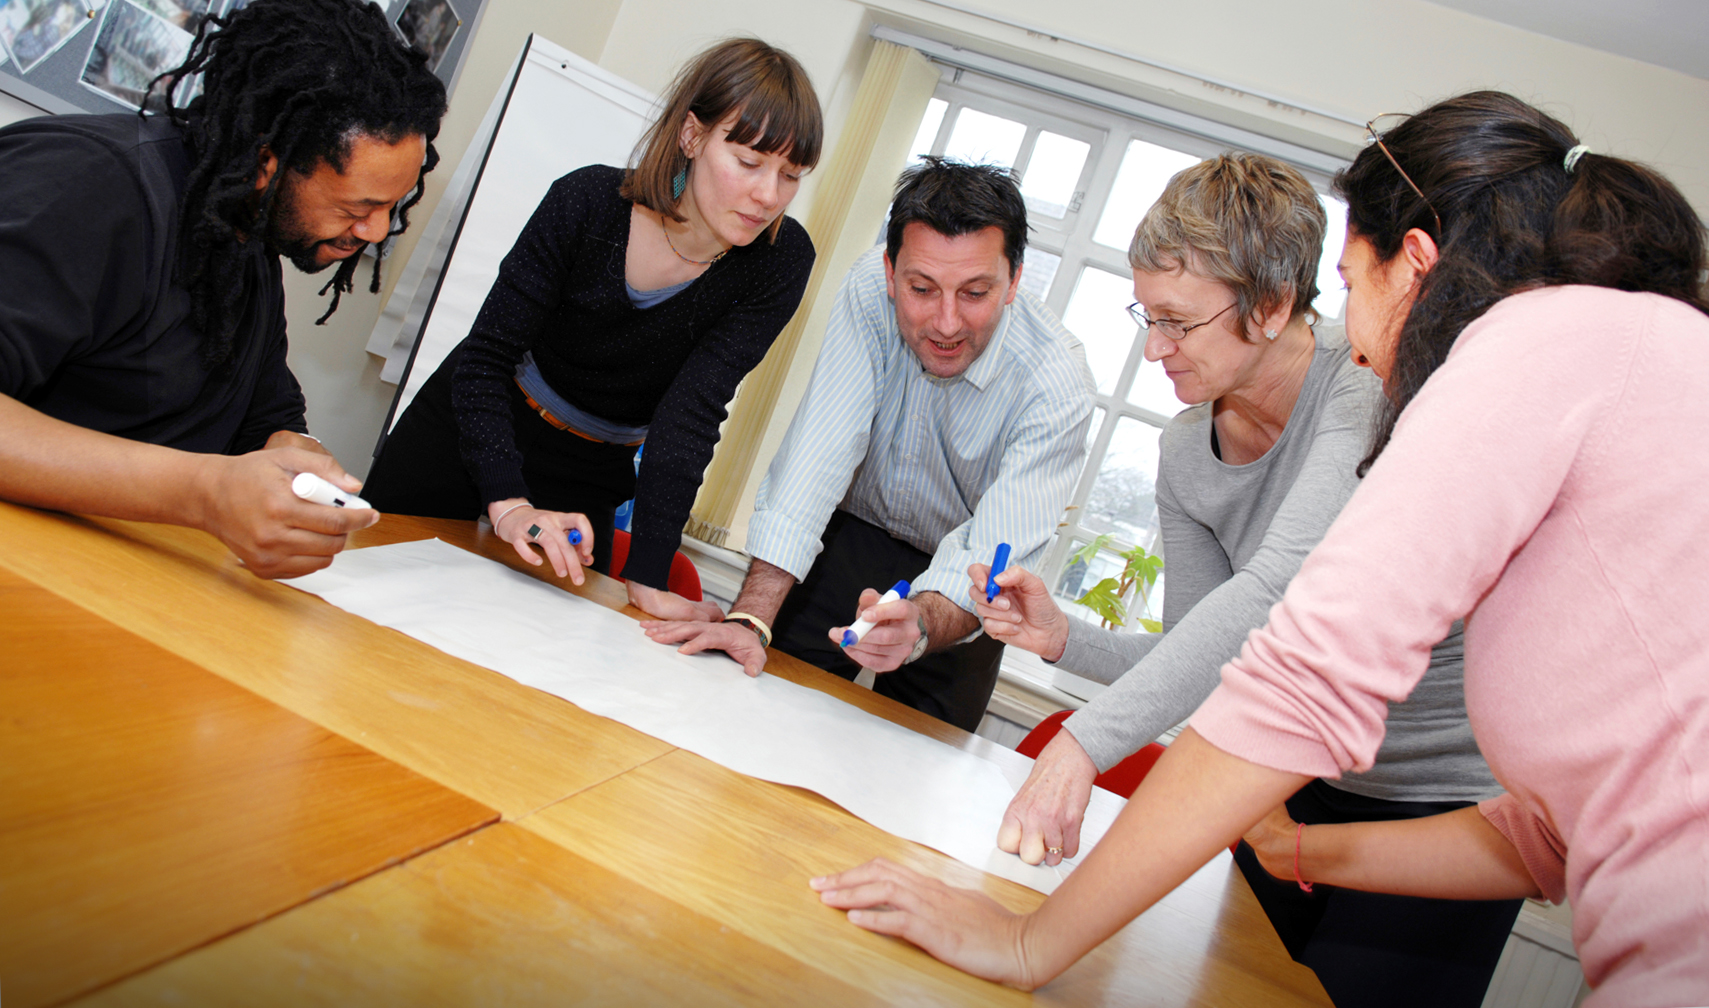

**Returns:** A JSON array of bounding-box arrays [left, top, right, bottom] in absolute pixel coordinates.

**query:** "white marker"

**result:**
[[840, 579, 912, 648], [291, 471, 371, 510]]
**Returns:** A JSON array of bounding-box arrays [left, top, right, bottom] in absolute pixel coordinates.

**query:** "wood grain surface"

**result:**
[[525, 748, 1331, 1007], [0, 569, 497, 1008], [77, 823, 890, 1007], [0, 504, 676, 820]]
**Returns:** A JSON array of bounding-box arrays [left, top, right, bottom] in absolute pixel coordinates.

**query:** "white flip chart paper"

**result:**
[[290, 539, 1122, 894]]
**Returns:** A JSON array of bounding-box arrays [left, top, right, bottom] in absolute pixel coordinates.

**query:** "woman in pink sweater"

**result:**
[[812, 91, 1709, 1007]]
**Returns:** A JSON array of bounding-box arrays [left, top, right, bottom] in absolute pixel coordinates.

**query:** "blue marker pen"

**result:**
[[985, 543, 1013, 602], [841, 579, 911, 647], [567, 528, 582, 545]]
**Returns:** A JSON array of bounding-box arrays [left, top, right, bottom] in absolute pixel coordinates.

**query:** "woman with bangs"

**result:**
[[368, 39, 820, 619]]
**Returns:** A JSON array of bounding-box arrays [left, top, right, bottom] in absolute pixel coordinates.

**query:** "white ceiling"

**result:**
[[1424, 0, 1709, 80]]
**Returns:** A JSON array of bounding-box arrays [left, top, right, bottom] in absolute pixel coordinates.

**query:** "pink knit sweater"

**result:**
[[1193, 287, 1709, 1007]]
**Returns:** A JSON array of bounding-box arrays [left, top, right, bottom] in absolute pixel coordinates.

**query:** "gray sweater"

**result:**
[[1061, 331, 1498, 802]]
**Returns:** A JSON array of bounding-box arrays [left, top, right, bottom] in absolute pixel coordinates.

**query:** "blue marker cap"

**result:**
[[567, 528, 582, 545], [985, 543, 1013, 602]]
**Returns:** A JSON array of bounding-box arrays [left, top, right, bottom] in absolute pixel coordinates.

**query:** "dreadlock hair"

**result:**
[[150, 0, 447, 366], [1337, 90, 1708, 476]]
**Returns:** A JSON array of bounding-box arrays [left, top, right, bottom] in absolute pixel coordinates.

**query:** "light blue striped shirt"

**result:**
[[748, 246, 1096, 614]]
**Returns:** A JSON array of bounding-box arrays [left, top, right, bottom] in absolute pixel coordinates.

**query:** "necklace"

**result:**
[[662, 218, 730, 267]]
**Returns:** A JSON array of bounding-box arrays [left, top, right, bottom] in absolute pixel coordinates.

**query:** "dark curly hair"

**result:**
[[149, 0, 447, 365], [1337, 90, 1708, 475]]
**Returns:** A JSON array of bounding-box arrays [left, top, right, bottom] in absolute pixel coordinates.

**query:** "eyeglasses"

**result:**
[[1127, 301, 1236, 341], [1366, 113, 1442, 237]]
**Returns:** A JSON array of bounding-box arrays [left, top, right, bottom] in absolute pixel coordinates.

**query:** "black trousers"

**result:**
[[1233, 779, 1523, 1008], [771, 510, 1004, 732], [364, 351, 638, 576]]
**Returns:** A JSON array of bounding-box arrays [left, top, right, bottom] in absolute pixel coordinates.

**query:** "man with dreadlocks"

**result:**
[[0, 0, 446, 577]]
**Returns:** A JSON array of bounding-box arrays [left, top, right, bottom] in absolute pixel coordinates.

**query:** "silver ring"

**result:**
[[527, 523, 542, 540], [1045, 846, 1063, 856]]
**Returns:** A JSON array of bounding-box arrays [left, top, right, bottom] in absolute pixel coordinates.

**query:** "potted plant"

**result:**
[[1069, 533, 1163, 633]]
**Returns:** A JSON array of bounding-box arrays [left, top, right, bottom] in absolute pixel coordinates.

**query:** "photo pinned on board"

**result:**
[[78, 0, 195, 110], [0, 0, 96, 75], [392, 0, 457, 73], [131, 0, 210, 31]]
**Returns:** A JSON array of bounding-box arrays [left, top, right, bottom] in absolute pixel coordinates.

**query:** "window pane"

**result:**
[[1093, 139, 1201, 249], [1061, 266, 1137, 396], [942, 108, 1026, 169], [1312, 193, 1349, 319], [1081, 416, 1162, 547], [1020, 131, 1090, 219], [907, 98, 948, 165], [1129, 348, 1185, 418], [1019, 246, 1061, 302], [1084, 405, 1105, 452]]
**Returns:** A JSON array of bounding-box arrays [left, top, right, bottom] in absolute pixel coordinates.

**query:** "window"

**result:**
[[908, 70, 1349, 692]]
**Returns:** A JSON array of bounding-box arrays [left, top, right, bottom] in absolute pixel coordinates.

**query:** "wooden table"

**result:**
[[0, 503, 1331, 1006]]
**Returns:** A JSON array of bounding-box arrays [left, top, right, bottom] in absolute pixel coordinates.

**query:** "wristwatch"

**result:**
[[904, 613, 930, 665]]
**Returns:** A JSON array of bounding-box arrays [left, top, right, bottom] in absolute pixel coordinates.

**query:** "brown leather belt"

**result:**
[[516, 378, 645, 446]]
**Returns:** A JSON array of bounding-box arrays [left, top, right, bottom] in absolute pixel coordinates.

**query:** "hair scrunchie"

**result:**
[[1564, 144, 1592, 174]]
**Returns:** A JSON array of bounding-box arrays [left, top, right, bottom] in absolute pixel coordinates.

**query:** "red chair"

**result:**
[[607, 528, 704, 602], [1017, 709, 1165, 798]]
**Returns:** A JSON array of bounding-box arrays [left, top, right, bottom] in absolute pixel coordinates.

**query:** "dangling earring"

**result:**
[[1265, 329, 1279, 341], [671, 162, 687, 201]]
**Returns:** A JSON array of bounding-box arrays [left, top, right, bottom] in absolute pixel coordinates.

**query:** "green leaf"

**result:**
[[1069, 534, 1114, 567], [1138, 618, 1163, 633], [1116, 543, 1164, 589], [1073, 577, 1127, 627]]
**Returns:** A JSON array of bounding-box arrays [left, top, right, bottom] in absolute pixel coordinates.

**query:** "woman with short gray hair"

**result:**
[[966, 152, 1516, 1007]]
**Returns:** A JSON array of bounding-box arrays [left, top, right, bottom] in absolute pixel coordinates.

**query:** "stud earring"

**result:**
[[1265, 329, 1279, 341]]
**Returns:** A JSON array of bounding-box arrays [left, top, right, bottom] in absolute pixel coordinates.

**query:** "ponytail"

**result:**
[[1336, 91, 1708, 475]]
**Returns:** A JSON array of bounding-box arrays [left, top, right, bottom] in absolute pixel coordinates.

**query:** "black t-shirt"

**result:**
[[0, 113, 305, 454]]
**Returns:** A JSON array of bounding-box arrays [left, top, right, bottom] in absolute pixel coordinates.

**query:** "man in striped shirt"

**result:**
[[644, 159, 1095, 730]]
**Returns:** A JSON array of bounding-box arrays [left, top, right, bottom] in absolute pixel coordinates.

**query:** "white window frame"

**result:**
[[908, 64, 1350, 698]]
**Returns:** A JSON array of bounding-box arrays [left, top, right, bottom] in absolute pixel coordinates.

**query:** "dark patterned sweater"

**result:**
[[450, 164, 814, 588]]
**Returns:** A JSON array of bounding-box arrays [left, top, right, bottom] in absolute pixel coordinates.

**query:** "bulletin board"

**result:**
[[0, 0, 482, 116]]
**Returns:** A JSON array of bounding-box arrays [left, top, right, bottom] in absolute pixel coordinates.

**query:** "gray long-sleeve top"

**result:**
[[1061, 331, 1499, 802]]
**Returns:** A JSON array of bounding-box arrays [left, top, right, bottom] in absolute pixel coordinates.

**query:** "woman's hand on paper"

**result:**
[[627, 579, 724, 623], [640, 619, 768, 677], [811, 858, 1040, 989], [968, 563, 1069, 663], [829, 587, 921, 672], [999, 728, 1098, 867], [487, 499, 593, 584]]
